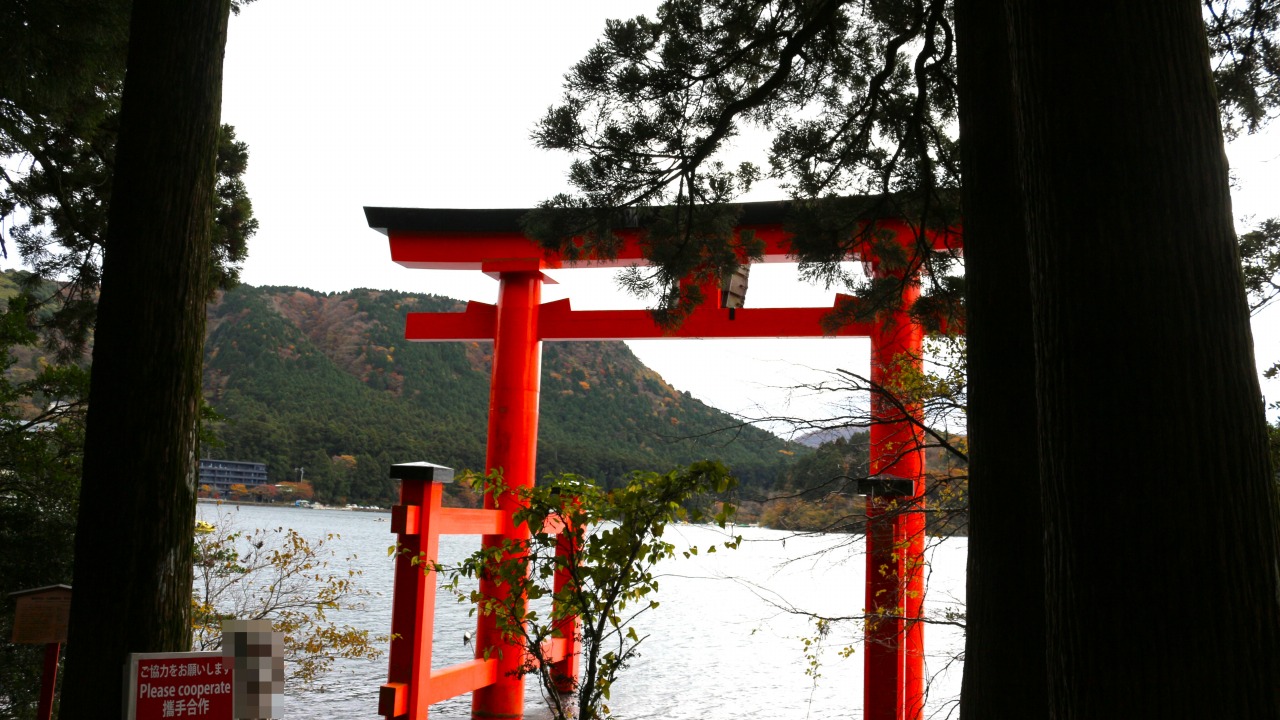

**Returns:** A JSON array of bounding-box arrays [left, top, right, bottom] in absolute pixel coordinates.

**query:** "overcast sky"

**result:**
[[39, 1, 1280, 431]]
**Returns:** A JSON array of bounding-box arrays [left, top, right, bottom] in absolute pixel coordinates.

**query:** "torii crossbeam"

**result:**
[[366, 200, 961, 720]]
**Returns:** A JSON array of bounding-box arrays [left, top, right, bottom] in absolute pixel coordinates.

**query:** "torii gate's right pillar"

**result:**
[[864, 265, 926, 720]]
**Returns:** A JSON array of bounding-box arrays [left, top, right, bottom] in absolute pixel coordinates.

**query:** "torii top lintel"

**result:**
[[364, 201, 961, 342], [363, 200, 960, 272]]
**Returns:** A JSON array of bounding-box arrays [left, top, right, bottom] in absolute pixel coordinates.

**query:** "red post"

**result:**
[[36, 642, 59, 720], [863, 492, 903, 720], [549, 510, 581, 696], [473, 267, 544, 719], [382, 469, 446, 720], [865, 268, 925, 720]]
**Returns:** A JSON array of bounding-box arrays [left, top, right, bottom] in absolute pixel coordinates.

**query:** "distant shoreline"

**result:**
[[196, 497, 390, 513]]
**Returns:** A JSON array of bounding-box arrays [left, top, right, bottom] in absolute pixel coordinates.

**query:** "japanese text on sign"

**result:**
[[127, 652, 233, 720]]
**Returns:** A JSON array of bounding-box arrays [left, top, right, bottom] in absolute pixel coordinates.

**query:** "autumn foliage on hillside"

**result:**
[[200, 284, 797, 507]]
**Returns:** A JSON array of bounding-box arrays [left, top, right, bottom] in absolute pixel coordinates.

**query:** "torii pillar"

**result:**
[[474, 261, 544, 718], [864, 263, 926, 720]]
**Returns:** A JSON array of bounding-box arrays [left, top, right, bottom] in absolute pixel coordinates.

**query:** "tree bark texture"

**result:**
[[60, 0, 230, 713], [954, 1, 1049, 717], [1006, 2, 1280, 716]]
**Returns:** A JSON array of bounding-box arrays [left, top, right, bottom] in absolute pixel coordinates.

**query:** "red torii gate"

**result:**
[[365, 201, 960, 720]]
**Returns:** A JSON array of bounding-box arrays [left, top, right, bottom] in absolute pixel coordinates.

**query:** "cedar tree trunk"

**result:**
[[1007, 2, 1280, 716], [59, 0, 231, 713], [954, 1, 1050, 717]]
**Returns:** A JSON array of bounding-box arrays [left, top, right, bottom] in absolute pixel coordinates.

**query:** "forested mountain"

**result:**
[[201, 284, 795, 505]]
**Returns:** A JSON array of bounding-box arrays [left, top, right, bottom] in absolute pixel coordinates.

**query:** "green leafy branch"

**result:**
[[433, 462, 740, 720]]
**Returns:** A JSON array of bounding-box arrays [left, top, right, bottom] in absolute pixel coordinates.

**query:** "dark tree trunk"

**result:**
[[954, 2, 1049, 718], [59, 0, 230, 712], [1006, 2, 1280, 716]]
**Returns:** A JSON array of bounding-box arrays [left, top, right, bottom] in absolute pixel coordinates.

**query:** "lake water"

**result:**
[[196, 503, 966, 720]]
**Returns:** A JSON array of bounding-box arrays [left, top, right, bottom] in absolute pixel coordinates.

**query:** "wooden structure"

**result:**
[[9, 584, 72, 720], [366, 200, 960, 720]]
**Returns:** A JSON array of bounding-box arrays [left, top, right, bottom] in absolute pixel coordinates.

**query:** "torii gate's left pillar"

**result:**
[[473, 263, 544, 719]]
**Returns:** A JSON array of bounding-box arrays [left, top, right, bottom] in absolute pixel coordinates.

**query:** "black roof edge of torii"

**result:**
[[362, 195, 911, 236], [364, 199, 789, 235]]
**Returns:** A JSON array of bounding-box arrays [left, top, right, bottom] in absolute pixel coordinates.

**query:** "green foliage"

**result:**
[[1205, 0, 1280, 139], [759, 435, 869, 532], [0, 295, 87, 720], [208, 126, 258, 292], [1239, 217, 1280, 314], [0, 1, 129, 127], [434, 462, 740, 720], [526, 0, 964, 325], [787, 435, 870, 497], [1270, 419, 1280, 485], [1239, 217, 1280, 489], [532, 1, 960, 205], [1, 120, 255, 358], [191, 514, 383, 689], [1, 0, 255, 358]]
